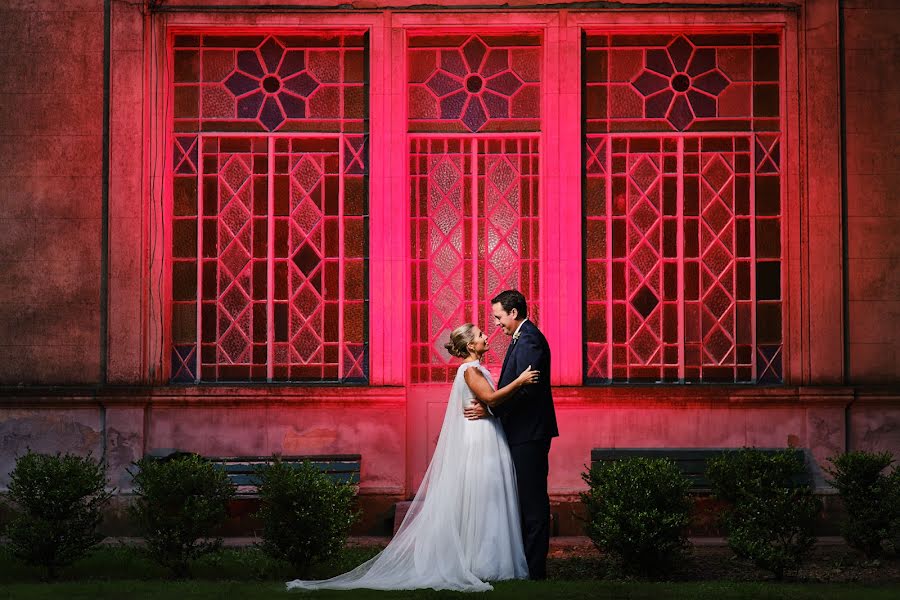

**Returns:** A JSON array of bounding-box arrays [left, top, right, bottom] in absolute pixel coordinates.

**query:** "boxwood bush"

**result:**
[[826, 450, 900, 558], [581, 457, 692, 576], [253, 458, 359, 575], [707, 448, 821, 579], [4, 450, 112, 579], [128, 452, 235, 578]]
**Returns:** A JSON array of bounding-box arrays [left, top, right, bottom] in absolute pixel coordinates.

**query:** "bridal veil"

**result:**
[[286, 362, 524, 592]]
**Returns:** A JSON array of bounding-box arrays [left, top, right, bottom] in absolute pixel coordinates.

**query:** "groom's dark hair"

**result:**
[[491, 289, 528, 320]]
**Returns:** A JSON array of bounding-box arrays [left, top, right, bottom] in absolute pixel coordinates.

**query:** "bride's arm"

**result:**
[[463, 365, 539, 409]]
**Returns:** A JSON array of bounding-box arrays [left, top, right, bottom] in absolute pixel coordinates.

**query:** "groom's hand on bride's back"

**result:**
[[463, 401, 488, 420]]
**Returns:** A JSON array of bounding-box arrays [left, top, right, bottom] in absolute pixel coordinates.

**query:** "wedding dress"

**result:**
[[286, 360, 528, 592]]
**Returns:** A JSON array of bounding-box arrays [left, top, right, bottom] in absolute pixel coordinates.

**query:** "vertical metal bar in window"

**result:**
[[732, 137, 739, 382], [267, 137, 275, 382], [677, 136, 685, 382], [196, 136, 205, 383], [471, 138, 479, 325], [339, 135, 345, 380], [750, 134, 757, 381], [605, 135, 613, 381], [676, 136, 684, 382]]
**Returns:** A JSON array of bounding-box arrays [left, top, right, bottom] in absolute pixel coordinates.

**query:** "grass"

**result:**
[[2, 580, 900, 599], [0, 545, 898, 599]]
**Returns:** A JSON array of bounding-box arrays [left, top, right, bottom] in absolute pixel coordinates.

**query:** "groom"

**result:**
[[463, 289, 559, 580]]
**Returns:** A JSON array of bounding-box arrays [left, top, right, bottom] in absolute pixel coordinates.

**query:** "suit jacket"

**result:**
[[494, 320, 559, 446]]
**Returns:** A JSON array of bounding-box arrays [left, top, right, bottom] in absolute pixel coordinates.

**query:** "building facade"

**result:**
[[1, 0, 898, 534]]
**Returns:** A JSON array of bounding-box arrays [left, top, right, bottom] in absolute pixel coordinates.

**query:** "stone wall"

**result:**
[[0, 1, 104, 384], [844, 0, 900, 382]]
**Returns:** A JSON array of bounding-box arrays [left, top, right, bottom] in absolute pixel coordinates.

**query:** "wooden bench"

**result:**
[[590, 448, 812, 492], [209, 454, 362, 495], [145, 449, 361, 496]]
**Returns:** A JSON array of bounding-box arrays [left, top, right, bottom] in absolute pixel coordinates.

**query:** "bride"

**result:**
[[286, 323, 537, 592]]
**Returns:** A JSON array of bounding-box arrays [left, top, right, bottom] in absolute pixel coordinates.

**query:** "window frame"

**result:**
[[567, 12, 802, 385]]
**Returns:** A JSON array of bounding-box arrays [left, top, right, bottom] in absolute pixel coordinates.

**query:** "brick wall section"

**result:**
[[0, 1, 104, 384], [843, 0, 900, 382]]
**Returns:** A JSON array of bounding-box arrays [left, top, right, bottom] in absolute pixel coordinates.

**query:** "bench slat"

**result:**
[[213, 462, 359, 474], [210, 454, 361, 462]]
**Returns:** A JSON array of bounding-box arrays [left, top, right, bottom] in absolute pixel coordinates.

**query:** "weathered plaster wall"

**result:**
[[0, 1, 104, 384], [843, 0, 900, 382]]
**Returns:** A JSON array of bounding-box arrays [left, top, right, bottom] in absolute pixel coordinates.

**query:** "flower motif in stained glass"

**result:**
[[223, 37, 320, 131], [423, 36, 525, 132], [631, 36, 731, 130]]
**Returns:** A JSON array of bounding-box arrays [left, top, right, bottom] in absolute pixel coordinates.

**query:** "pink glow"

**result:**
[[142, 9, 804, 500]]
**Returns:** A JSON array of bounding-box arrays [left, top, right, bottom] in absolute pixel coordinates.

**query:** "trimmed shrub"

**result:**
[[253, 458, 359, 575], [707, 448, 821, 579], [581, 457, 692, 575], [826, 450, 900, 558], [4, 450, 112, 579], [128, 453, 235, 578]]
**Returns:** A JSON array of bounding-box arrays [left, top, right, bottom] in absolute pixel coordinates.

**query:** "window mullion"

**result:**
[[267, 136, 275, 382], [750, 134, 757, 382], [471, 138, 479, 325], [339, 135, 345, 381], [605, 135, 613, 381], [677, 136, 685, 383], [196, 137, 205, 383]]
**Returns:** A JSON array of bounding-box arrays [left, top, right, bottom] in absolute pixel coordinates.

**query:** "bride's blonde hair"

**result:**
[[444, 323, 477, 359]]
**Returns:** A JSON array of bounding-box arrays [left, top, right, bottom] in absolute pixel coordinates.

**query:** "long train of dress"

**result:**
[[286, 360, 528, 592]]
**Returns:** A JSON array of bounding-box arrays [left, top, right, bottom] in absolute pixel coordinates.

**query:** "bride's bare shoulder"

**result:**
[[462, 363, 487, 382]]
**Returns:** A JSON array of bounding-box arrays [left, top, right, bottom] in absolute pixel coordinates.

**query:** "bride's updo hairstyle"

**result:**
[[444, 323, 477, 359]]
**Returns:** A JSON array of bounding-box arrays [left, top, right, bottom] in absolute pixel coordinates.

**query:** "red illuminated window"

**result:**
[[409, 34, 541, 382], [583, 33, 783, 383], [170, 34, 368, 383]]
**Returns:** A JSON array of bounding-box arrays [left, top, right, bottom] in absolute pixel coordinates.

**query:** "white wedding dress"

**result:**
[[286, 360, 528, 592]]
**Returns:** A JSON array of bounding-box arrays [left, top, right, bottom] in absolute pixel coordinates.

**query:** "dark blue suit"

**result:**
[[493, 319, 558, 579]]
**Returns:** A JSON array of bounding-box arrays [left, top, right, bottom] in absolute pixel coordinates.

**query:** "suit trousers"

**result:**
[[508, 438, 552, 580]]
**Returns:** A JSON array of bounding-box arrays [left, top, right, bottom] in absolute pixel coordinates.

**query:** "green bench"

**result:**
[[209, 454, 362, 495], [590, 448, 812, 492]]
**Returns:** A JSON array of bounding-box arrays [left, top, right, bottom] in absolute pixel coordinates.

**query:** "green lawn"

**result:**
[[2, 581, 900, 599], [1, 546, 898, 599]]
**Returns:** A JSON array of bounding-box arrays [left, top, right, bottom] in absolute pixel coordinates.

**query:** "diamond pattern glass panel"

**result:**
[[410, 137, 539, 383], [686, 136, 753, 382], [200, 138, 267, 382], [613, 139, 677, 382], [585, 133, 781, 384]]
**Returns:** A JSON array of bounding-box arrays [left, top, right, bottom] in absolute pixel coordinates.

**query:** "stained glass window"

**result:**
[[171, 34, 368, 383], [583, 33, 783, 383], [408, 33, 541, 383]]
